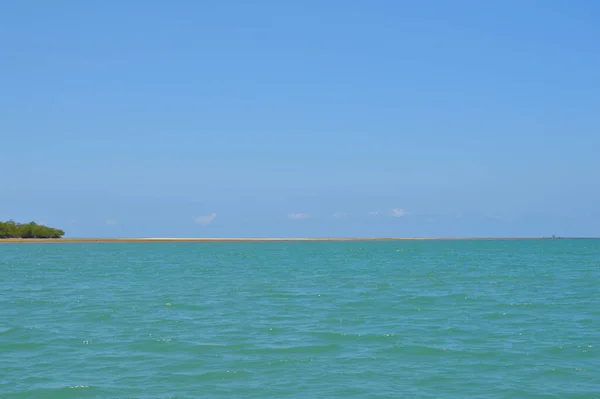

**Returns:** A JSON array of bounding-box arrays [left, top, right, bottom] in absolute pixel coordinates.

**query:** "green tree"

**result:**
[[0, 220, 65, 239]]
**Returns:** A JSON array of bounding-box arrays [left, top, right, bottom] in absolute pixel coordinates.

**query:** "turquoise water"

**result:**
[[1, 240, 599, 398]]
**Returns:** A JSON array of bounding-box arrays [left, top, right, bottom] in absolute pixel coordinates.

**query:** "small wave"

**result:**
[[241, 343, 340, 355], [307, 331, 398, 343], [195, 370, 252, 381]]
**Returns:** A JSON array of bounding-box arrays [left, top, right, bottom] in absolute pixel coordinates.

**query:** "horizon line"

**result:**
[[1, 237, 599, 243]]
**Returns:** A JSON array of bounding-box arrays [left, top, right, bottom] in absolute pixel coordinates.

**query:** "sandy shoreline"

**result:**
[[0, 237, 594, 243]]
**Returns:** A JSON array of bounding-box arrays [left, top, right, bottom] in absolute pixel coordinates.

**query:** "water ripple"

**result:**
[[1, 240, 599, 398]]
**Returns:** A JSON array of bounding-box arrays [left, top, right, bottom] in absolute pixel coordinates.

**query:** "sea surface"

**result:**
[[1, 240, 599, 398]]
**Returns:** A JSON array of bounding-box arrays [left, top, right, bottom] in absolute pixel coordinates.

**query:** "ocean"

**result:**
[[1, 240, 598, 398]]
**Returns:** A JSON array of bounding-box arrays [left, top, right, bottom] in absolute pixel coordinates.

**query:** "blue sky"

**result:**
[[1, 1, 599, 238]]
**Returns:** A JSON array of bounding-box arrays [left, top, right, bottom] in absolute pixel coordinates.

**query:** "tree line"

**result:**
[[0, 220, 65, 239]]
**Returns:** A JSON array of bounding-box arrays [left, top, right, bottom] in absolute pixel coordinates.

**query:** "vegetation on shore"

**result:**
[[0, 220, 65, 239]]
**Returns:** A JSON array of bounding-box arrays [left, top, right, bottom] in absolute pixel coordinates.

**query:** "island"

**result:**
[[0, 220, 65, 239]]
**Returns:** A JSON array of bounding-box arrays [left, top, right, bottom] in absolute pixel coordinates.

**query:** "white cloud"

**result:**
[[368, 211, 379, 217], [193, 213, 217, 225], [105, 219, 118, 225], [392, 208, 406, 217], [288, 212, 311, 220], [333, 211, 347, 219]]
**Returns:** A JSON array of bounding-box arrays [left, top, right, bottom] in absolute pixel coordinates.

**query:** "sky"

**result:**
[[1, 0, 599, 238]]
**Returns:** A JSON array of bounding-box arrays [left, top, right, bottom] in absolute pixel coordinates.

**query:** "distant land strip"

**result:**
[[1, 237, 598, 243]]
